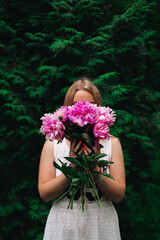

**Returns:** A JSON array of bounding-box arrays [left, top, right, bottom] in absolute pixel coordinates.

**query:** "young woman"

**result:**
[[38, 77, 126, 240]]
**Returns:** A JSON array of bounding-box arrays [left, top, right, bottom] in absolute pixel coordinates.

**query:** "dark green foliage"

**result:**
[[0, 0, 160, 239]]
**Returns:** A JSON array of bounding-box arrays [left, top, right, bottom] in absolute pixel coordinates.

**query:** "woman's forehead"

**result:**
[[73, 90, 95, 103]]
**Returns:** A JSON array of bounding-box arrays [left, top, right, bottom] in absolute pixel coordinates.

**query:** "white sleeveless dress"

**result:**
[[43, 138, 121, 240]]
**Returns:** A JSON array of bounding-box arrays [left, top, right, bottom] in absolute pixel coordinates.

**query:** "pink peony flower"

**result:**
[[97, 106, 116, 126], [40, 101, 116, 142], [68, 101, 98, 127], [40, 113, 65, 141], [93, 122, 111, 139], [54, 106, 68, 122]]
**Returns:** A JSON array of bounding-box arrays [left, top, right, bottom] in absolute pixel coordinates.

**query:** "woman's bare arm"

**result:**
[[38, 137, 126, 203], [38, 140, 70, 202]]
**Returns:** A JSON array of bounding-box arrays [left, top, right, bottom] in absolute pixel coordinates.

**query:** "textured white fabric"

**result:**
[[43, 138, 121, 240]]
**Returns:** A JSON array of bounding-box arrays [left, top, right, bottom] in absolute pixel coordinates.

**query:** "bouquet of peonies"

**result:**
[[40, 101, 116, 210]]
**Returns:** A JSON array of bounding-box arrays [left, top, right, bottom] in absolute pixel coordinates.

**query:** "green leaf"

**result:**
[[65, 157, 86, 169], [90, 160, 113, 167], [54, 160, 87, 183], [98, 173, 103, 183], [72, 178, 81, 183], [94, 153, 107, 159], [93, 171, 115, 180]]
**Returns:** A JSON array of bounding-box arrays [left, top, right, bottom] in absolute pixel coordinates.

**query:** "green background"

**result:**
[[0, 0, 160, 239]]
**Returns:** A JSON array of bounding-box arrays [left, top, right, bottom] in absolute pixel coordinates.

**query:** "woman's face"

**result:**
[[73, 90, 95, 104]]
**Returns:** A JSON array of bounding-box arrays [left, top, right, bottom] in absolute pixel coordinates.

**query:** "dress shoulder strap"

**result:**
[[54, 139, 70, 177]]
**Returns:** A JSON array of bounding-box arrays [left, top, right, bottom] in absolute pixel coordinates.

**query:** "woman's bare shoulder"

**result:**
[[40, 139, 54, 159], [111, 136, 123, 151], [111, 136, 120, 144], [42, 139, 54, 149]]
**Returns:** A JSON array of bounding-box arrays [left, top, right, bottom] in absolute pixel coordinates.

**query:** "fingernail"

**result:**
[[79, 140, 82, 144], [81, 147, 85, 150]]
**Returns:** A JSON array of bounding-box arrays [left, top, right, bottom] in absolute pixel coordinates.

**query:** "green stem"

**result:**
[[79, 167, 85, 210], [68, 186, 78, 209], [81, 182, 85, 211], [82, 153, 102, 208], [87, 168, 102, 208]]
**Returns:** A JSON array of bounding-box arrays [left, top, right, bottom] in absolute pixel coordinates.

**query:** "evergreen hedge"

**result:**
[[0, 0, 160, 239]]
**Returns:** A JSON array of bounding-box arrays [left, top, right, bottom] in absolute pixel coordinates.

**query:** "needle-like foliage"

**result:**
[[0, 0, 160, 239]]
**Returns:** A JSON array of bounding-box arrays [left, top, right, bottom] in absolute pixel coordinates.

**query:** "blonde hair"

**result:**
[[64, 77, 103, 106]]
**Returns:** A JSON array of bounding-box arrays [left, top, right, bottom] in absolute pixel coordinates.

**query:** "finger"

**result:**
[[93, 142, 100, 155], [70, 140, 82, 158], [70, 139, 76, 151], [74, 141, 83, 153], [69, 139, 77, 157], [84, 149, 91, 158], [84, 146, 92, 155], [78, 149, 83, 155]]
